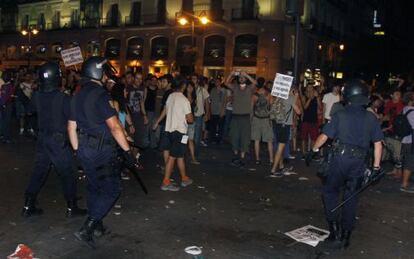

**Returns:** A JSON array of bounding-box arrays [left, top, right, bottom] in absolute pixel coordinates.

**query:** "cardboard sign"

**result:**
[[61, 47, 83, 67], [271, 73, 294, 99]]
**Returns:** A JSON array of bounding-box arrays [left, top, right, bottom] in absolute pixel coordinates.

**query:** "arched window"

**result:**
[[176, 36, 195, 58], [233, 34, 257, 66], [204, 35, 225, 66], [105, 38, 121, 59], [127, 37, 144, 59], [87, 41, 100, 56], [151, 36, 168, 59]]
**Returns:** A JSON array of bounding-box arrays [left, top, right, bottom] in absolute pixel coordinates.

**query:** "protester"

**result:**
[[183, 81, 199, 164], [191, 74, 210, 155], [157, 74, 174, 166], [251, 77, 273, 164], [127, 72, 148, 148], [153, 79, 193, 191], [0, 71, 15, 143], [322, 82, 341, 123], [225, 71, 257, 167], [270, 88, 302, 176], [144, 75, 159, 148], [16, 72, 36, 135], [209, 78, 227, 144], [301, 86, 320, 158], [400, 92, 414, 193]]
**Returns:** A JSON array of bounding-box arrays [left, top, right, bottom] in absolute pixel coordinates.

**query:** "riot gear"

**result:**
[[38, 62, 61, 92], [81, 56, 116, 81], [342, 79, 369, 105]]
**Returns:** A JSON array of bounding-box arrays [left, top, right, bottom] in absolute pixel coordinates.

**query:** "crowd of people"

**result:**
[[1, 67, 414, 193]]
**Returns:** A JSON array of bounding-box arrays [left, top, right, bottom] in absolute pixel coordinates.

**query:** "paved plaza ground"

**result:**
[[0, 136, 413, 259]]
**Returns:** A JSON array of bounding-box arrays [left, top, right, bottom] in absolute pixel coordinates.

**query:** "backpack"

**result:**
[[254, 93, 270, 118], [270, 97, 292, 124], [392, 109, 414, 139]]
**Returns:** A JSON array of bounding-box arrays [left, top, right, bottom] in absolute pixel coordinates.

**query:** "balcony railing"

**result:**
[[0, 13, 169, 34], [231, 7, 259, 20]]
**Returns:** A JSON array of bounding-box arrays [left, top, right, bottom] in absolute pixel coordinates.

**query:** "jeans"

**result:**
[[223, 110, 232, 139], [145, 111, 158, 148], [0, 103, 13, 140], [209, 114, 225, 143], [194, 116, 204, 156]]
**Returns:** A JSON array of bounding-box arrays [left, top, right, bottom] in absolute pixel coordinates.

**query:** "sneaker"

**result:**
[[121, 173, 130, 180], [190, 160, 201, 165], [400, 186, 414, 193], [200, 140, 208, 147], [19, 128, 24, 135], [281, 166, 294, 175], [161, 184, 180, 191], [269, 171, 284, 178], [255, 160, 261, 165], [231, 158, 241, 167], [181, 178, 193, 187], [288, 155, 296, 160]]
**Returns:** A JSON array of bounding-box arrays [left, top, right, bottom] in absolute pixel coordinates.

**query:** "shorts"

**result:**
[[16, 101, 26, 117], [251, 117, 273, 142], [300, 122, 319, 141], [383, 137, 402, 161], [402, 144, 414, 171], [187, 124, 195, 140], [272, 121, 290, 144], [163, 131, 186, 158]]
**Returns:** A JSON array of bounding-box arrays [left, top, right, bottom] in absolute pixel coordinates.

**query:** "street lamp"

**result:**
[[21, 27, 39, 68], [177, 11, 209, 73], [339, 44, 345, 51]]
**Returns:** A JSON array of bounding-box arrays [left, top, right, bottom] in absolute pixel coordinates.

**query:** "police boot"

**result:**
[[74, 217, 98, 249], [326, 221, 341, 242], [66, 199, 87, 218], [94, 220, 110, 238], [21, 196, 43, 217], [340, 230, 352, 249]]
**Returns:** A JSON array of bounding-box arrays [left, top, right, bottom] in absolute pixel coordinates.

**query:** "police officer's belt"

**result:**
[[332, 142, 367, 160], [78, 131, 115, 150]]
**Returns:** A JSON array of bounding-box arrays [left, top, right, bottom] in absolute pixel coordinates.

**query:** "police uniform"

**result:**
[[70, 57, 135, 249], [70, 80, 120, 222], [22, 62, 86, 218], [319, 79, 383, 248]]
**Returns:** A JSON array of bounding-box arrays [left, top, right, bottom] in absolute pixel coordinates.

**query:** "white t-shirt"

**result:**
[[165, 92, 192, 134], [322, 92, 340, 120], [194, 86, 210, 117]]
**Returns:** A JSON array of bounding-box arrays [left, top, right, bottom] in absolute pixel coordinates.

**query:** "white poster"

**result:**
[[285, 225, 330, 247], [271, 73, 294, 99], [61, 47, 83, 67]]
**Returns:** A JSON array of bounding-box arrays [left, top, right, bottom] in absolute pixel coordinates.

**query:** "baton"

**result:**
[[330, 170, 384, 213], [127, 163, 148, 195]]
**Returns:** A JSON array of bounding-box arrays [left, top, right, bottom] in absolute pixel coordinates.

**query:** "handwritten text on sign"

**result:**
[[271, 73, 294, 100], [61, 47, 83, 67]]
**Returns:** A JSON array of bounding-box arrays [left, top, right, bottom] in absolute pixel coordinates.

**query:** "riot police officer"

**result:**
[[68, 57, 136, 249], [310, 79, 383, 249], [22, 62, 87, 218]]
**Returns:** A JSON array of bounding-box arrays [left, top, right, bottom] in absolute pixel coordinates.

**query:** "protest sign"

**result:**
[[271, 73, 294, 99], [61, 47, 83, 67]]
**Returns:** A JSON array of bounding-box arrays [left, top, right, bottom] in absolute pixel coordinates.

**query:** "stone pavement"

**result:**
[[0, 137, 413, 259]]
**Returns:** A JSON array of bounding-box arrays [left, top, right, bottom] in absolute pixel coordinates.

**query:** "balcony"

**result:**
[[100, 17, 121, 27], [231, 7, 259, 21], [125, 13, 167, 26]]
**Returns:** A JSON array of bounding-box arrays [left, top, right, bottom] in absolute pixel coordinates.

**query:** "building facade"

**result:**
[[0, 0, 379, 79]]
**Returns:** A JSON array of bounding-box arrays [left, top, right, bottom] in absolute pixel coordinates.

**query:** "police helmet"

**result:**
[[81, 56, 116, 81], [38, 62, 61, 92], [342, 79, 369, 105]]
